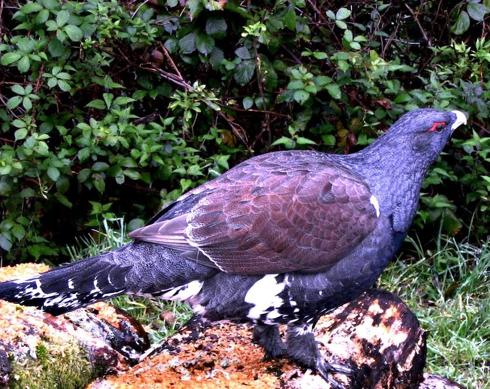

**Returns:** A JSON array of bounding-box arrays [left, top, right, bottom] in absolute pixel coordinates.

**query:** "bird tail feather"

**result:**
[[0, 254, 130, 315]]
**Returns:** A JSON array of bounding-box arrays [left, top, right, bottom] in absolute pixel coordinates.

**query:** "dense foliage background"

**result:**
[[1, 0, 490, 263]]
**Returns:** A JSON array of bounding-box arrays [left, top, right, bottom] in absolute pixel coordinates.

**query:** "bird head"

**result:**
[[374, 108, 467, 165]]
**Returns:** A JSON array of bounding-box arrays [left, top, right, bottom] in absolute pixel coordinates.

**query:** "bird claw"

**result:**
[[316, 359, 352, 389]]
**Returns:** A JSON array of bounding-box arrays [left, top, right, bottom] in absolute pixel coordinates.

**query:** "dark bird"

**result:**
[[0, 109, 466, 387]]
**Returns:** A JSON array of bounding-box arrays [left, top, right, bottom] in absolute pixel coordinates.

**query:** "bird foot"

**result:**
[[253, 324, 287, 359], [316, 358, 353, 389]]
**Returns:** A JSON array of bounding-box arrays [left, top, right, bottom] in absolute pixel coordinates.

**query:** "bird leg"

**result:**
[[252, 323, 286, 359], [286, 323, 352, 389]]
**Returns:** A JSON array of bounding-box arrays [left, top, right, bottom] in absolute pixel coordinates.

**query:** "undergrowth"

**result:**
[[69, 219, 489, 388], [380, 236, 490, 389]]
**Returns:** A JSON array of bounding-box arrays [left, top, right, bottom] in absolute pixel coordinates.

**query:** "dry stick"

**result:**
[[405, 4, 432, 47]]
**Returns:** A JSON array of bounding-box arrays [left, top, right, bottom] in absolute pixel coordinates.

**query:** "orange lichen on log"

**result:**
[[90, 319, 295, 389]]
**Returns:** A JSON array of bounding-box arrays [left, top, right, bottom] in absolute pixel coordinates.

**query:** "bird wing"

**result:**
[[129, 152, 379, 275]]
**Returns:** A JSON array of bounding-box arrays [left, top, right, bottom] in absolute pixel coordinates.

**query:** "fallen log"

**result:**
[[91, 289, 429, 388], [0, 264, 148, 388], [0, 264, 464, 388]]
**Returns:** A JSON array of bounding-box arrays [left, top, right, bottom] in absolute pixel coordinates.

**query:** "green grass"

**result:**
[[380, 236, 490, 389], [68, 220, 489, 388]]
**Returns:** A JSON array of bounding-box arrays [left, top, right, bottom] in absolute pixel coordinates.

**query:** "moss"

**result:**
[[9, 339, 96, 389]]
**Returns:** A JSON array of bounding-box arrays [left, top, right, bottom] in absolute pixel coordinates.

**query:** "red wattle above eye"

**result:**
[[428, 121, 447, 132]]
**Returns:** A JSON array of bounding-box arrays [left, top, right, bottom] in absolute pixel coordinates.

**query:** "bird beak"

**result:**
[[451, 110, 467, 131]]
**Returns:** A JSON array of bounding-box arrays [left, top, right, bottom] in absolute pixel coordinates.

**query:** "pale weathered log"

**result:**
[[90, 289, 429, 388], [0, 264, 148, 388]]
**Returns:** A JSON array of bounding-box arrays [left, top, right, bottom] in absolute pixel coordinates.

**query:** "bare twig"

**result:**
[[0, 0, 4, 36], [159, 42, 183, 80], [405, 4, 432, 47]]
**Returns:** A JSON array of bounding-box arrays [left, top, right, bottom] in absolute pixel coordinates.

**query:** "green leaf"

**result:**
[[287, 80, 305, 90], [1, 52, 21, 65], [86, 99, 106, 109], [296, 136, 316, 145], [12, 119, 26, 128], [196, 33, 215, 55], [113, 96, 135, 105], [77, 168, 91, 183], [210, 47, 224, 67], [452, 11, 470, 35], [326, 83, 342, 99], [313, 51, 328, 60], [293, 90, 310, 104], [93, 176, 105, 193], [6, 96, 22, 110], [56, 10, 70, 27], [242, 96, 254, 109], [234, 60, 255, 85], [284, 9, 297, 30], [55, 193, 73, 208], [22, 97, 32, 111], [322, 134, 336, 146], [336, 7, 351, 20], [335, 20, 347, 29], [235, 46, 252, 59], [467, 2, 488, 21], [205, 17, 227, 36], [47, 77, 58, 88], [271, 136, 295, 149], [92, 162, 109, 172], [14, 128, 28, 140], [17, 56, 30, 73], [124, 169, 141, 180], [64, 25, 83, 41], [350, 41, 361, 50], [35, 9, 50, 24], [187, 0, 203, 18], [21, 2, 43, 14], [11, 84, 25, 95], [57, 80, 71, 91], [326, 10, 336, 20], [48, 38, 66, 57], [12, 224, 26, 240], [0, 235, 12, 251], [179, 32, 196, 54], [47, 166, 60, 182], [41, 0, 58, 9]]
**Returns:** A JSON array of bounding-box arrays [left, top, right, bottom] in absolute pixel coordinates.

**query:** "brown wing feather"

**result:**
[[129, 151, 379, 274]]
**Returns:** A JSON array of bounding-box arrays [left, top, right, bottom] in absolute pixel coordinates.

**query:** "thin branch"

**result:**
[[159, 42, 183, 80], [405, 4, 432, 47], [305, 0, 342, 47], [225, 104, 291, 119]]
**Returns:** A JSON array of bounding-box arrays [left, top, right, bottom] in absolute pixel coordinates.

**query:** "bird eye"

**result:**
[[428, 121, 447, 132]]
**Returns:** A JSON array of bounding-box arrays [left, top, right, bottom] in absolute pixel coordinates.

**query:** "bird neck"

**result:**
[[345, 138, 432, 232]]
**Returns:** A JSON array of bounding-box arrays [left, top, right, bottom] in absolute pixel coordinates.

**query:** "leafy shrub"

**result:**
[[1, 0, 489, 262]]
